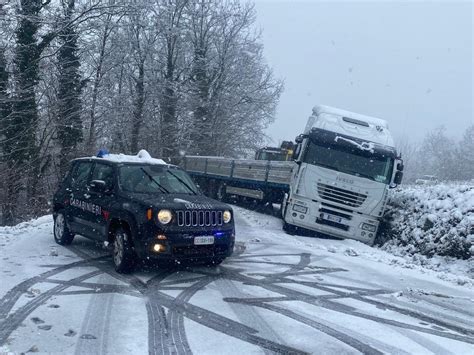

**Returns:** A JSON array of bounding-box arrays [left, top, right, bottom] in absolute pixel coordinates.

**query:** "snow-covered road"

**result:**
[[0, 207, 473, 354]]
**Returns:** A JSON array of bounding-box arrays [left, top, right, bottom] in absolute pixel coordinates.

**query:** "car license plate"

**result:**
[[321, 213, 342, 224], [194, 236, 214, 245]]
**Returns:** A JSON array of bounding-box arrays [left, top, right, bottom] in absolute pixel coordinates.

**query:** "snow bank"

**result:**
[[380, 182, 474, 260], [0, 215, 52, 236]]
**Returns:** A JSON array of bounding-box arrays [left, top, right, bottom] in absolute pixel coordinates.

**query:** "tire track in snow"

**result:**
[[231, 212, 474, 348], [73, 275, 115, 355], [145, 270, 177, 355], [0, 270, 103, 346], [214, 276, 285, 355], [0, 255, 109, 321]]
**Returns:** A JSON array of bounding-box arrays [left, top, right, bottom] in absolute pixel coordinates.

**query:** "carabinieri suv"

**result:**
[[52, 150, 235, 273]]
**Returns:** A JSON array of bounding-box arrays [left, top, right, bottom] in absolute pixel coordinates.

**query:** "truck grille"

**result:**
[[176, 210, 223, 227], [317, 183, 367, 208]]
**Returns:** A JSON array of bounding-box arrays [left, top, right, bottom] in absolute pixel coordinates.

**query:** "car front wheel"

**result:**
[[54, 211, 74, 245], [113, 227, 136, 273]]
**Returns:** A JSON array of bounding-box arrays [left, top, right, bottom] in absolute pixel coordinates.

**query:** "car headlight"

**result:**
[[361, 223, 376, 232], [292, 204, 308, 214], [157, 209, 172, 224], [223, 210, 232, 223]]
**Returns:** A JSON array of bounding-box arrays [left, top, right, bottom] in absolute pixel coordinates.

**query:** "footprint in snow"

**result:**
[[48, 304, 60, 308], [26, 345, 39, 352], [30, 317, 44, 324], [64, 329, 77, 337], [80, 334, 97, 340], [38, 325, 52, 331], [344, 248, 359, 257]]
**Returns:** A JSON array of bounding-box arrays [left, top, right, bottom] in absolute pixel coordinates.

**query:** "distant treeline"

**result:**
[[397, 125, 474, 183]]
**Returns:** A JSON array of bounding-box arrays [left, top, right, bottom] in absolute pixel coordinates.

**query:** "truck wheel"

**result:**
[[216, 183, 227, 202], [283, 222, 297, 235], [54, 211, 74, 245], [112, 227, 135, 273]]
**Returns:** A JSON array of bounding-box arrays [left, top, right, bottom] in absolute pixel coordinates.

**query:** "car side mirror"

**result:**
[[90, 180, 111, 194], [394, 171, 403, 185]]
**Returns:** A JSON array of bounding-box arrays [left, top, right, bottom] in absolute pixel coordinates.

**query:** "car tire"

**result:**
[[54, 211, 74, 245], [112, 227, 136, 273]]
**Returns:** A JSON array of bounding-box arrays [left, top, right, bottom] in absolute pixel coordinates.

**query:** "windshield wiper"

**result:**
[[140, 168, 169, 194], [166, 170, 197, 195]]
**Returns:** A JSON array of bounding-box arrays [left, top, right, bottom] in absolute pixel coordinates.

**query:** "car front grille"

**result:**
[[317, 183, 367, 208], [176, 210, 223, 227]]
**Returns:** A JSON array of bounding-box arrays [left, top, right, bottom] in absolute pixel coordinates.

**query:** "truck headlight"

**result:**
[[292, 204, 308, 214], [223, 210, 232, 223], [157, 209, 172, 224], [361, 223, 376, 232]]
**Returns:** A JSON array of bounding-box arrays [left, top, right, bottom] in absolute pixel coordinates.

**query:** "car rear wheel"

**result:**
[[54, 211, 74, 245], [113, 227, 136, 273]]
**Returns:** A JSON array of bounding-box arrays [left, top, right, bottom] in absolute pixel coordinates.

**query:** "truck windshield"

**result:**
[[303, 141, 394, 184], [119, 165, 199, 194], [257, 151, 287, 161]]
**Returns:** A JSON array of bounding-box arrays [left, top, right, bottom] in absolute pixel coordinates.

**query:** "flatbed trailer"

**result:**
[[184, 156, 295, 203]]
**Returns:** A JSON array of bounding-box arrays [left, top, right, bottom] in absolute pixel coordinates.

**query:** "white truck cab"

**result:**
[[282, 105, 403, 245]]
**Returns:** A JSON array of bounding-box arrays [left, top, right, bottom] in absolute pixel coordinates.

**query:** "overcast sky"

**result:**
[[253, 0, 473, 146]]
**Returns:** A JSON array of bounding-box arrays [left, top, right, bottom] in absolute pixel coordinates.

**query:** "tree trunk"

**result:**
[[87, 17, 112, 154], [130, 60, 145, 154]]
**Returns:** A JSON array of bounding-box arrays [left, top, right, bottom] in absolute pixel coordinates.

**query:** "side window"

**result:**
[[91, 163, 115, 187], [71, 162, 93, 189]]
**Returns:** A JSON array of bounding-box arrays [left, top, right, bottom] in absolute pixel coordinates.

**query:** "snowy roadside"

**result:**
[[376, 182, 473, 286], [383, 182, 473, 260], [0, 215, 83, 300], [0, 204, 472, 295], [233, 205, 473, 289], [1, 206, 473, 354]]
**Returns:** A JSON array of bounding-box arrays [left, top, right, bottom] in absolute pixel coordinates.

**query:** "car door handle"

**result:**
[[84, 193, 91, 199]]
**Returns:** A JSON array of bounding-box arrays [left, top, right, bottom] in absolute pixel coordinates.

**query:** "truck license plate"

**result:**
[[194, 236, 215, 245], [322, 213, 342, 224]]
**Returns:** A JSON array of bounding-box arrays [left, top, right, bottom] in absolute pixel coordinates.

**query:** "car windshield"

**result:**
[[303, 141, 394, 184], [118, 165, 199, 194]]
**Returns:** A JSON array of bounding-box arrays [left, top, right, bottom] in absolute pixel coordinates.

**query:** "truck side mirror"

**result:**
[[293, 143, 302, 162], [397, 162, 404, 171], [394, 171, 403, 185]]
